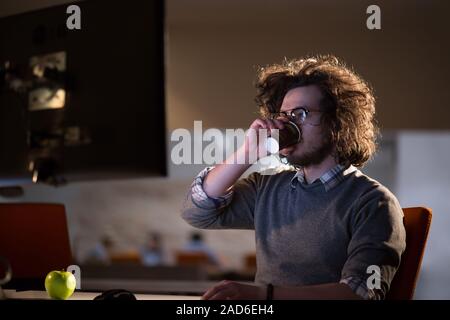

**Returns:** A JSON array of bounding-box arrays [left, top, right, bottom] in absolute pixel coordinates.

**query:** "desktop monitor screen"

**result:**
[[0, 0, 166, 185]]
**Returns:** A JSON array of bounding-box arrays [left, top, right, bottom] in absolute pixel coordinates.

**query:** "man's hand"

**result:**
[[201, 280, 266, 300], [202, 117, 287, 198], [240, 118, 287, 164]]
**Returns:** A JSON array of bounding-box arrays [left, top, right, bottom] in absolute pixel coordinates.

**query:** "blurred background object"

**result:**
[[83, 235, 114, 266], [0, 0, 166, 186], [178, 232, 221, 268], [140, 232, 165, 267], [0, 256, 13, 299], [0, 203, 73, 290]]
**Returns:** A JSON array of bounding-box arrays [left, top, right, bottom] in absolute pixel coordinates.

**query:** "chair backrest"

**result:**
[[110, 251, 141, 264], [175, 251, 210, 267], [0, 203, 73, 281], [386, 207, 432, 300]]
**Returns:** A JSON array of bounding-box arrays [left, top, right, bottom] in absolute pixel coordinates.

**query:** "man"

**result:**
[[181, 55, 406, 300], [182, 232, 222, 268]]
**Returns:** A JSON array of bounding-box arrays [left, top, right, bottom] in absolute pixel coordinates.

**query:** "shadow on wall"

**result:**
[[395, 131, 450, 299]]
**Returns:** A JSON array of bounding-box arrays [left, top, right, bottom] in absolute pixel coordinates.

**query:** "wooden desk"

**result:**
[[4, 289, 201, 300], [81, 279, 218, 295]]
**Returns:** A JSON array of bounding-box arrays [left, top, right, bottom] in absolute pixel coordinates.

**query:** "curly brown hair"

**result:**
[[255, 55, 378, 167]]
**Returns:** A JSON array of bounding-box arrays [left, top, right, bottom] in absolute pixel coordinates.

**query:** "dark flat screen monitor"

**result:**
[[0, 0, 166, 185]]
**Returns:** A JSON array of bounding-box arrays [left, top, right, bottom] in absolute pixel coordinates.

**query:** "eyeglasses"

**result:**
[[269, 106, 324, 126]]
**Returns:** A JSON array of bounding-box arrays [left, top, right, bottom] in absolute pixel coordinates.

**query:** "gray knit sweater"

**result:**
[[181, 166, 406, 299]]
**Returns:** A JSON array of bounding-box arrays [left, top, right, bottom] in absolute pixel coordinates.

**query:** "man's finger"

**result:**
[[201, 281, 231, 300], [209, 288, 237, 300], [272, 119, 286, 129], [264, 119, 277, 131], [249, 118, 268, 130]]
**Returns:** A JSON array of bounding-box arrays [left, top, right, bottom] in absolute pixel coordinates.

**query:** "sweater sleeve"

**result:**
[[340, 187, 406, 300], [181, 167, 260, 230]]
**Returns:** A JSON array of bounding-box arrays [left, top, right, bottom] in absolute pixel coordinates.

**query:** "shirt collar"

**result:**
[[290, 164, 357, 191]]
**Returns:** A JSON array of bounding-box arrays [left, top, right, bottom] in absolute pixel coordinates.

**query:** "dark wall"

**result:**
[[2, 0, 449, 132], [0, 0, 166, 181]]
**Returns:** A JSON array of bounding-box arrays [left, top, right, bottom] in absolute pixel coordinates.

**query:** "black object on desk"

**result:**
[[93, 289, 137, 301]]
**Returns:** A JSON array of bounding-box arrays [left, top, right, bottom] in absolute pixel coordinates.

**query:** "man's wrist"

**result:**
[[232, 146, 254, 166], [266, 283, 274, 300], [256, 285, 267, 300]]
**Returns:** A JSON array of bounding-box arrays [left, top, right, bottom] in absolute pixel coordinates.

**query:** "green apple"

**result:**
[[44, 270, 76, 300]]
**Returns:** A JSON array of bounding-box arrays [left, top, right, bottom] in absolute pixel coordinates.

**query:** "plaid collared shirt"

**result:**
[[290, 164, 357, 191], [192, 164, 358, 210]]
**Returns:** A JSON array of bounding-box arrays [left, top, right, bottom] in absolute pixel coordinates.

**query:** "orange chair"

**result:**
[[110, 251, 142, 264], [175, 252, 210, 267], [386, 207, 432, 300], [0, 203, 73, 284], [243, 253, 257, 271]]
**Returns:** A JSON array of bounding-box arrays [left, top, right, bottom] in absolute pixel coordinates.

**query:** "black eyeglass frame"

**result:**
[[269, 106, 324, 126]]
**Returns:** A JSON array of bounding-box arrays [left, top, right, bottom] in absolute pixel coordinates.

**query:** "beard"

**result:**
[[283, 135, 334, 167]]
